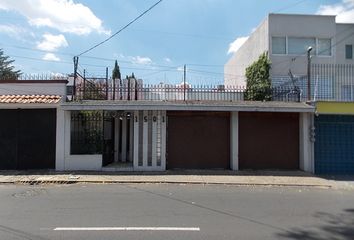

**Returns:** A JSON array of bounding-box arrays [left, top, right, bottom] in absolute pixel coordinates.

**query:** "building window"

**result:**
[[66, 85, 74, 95], [318, 38, 331, 56], [272, 37, 286, 54], [346, 45, 353, 59], [288, 37, 316, 55]]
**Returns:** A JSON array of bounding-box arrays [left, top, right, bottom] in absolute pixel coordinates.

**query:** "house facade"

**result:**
[[0, 78, 315, 173], [0, 80, 67, 170], [225, 13, 354, 175], [225, 13, 354, 88]]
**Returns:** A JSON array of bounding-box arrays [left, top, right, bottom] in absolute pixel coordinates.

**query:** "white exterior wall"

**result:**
[[225, 13, 353, 86], [64, 155, 102, 171], [335, 23, 354, 64], [59, 110, 102, 171], [299, 112, 314, 173], [230, 112, 239, 170], [0, 82, 67, 96], [224, 18, 269, 87], [269, 14, 337, 76]]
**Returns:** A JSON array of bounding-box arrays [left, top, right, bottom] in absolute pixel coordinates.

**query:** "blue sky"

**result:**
[[0, 0, 351, 85]]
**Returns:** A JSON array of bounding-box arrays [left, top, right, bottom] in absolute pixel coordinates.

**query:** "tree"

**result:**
[[0, 49, 21, 80], [112, 60, 121, 100], [112, 60, 121, 80], [244, 52, 272, 101]]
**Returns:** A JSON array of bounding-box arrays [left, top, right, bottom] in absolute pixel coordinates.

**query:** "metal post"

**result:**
[[135, 78, 138, 100], [73, 56, 79, 101], [83, 69, 86, 99], [106, 67, 109, 100], [119, 78, 123, 100], [307, 47, 313, 102], [112, 76, 116, 100], [183, 64, 186, 101], [127, 77, 131, 101]]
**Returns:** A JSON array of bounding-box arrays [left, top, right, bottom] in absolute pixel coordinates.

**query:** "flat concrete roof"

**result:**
[[61, 100, 315, 113]]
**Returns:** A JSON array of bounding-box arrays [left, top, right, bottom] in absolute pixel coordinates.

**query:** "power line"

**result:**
[[1, 40, 247, 69], [77, 0, 163, 57], [272, 0, 308, 13], [9, 55, 73, 65], [8, 53, 249, 78], [126, 28, 233, 40]]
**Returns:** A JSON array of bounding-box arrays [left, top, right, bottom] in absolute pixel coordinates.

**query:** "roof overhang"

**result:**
[[0, 103, 59, 109], [61, 100, 315, 113]]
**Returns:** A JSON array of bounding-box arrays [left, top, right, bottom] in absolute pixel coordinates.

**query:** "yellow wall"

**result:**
[[316, 102, 354, 115]]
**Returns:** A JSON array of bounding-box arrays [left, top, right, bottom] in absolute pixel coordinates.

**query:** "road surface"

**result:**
[[0, 183, 353, 240]]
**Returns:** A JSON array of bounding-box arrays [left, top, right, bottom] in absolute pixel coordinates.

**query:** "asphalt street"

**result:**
[[0, 183, 353, 240]]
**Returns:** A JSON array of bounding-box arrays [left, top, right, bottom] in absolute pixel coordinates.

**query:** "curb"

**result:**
[[0, 180, 333, 188]]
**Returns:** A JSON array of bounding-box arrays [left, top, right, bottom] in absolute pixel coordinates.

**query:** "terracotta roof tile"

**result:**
[[0, 95, 61, 104]]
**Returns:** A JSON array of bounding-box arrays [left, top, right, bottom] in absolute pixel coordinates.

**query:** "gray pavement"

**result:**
[[0, 170, 346, 189], [0, 184, 353, 240]]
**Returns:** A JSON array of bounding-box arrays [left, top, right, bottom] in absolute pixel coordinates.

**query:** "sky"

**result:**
[[0, 0, 353, 85]]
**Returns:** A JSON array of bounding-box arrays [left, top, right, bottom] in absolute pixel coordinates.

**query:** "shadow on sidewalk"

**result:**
[[316, 175, 354, 182], [277, 209, 354, 240]]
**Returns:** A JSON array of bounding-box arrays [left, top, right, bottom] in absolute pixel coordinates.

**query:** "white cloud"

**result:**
[[0, 24, 35, 40], [0, 0, 110, 35], [42, 53, 60, 61], [164, 57, 172, 63], [227, 36, 249, 55], [0, 24, 26, 36], [317, 0, 354, 23], [113, 53, 155, 65], [37, 33, 68, 51], [131, 56, 152, 65]]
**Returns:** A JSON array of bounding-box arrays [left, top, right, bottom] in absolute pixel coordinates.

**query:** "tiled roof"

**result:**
[[0, 95, 61, 104]]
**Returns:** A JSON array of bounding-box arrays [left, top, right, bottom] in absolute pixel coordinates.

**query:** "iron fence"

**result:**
[[272, 63, 354, 102], [71, 81, 301, 102], [70, 111, 103, 154], [312, 63, 354, 102]]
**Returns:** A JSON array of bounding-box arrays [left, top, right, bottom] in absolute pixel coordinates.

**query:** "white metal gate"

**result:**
[[133, 110, 166, 171]]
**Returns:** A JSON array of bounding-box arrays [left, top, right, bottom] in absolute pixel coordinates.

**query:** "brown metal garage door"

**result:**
[[167, 111, 230, 169], [239, 112, 299, 170]]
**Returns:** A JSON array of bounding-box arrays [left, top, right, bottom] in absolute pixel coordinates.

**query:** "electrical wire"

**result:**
[[77, 0, 163, 56], [272, 0, 308, 13]]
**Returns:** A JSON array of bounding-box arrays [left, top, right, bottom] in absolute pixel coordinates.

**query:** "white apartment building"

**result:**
[[224, 13, 354, 87]]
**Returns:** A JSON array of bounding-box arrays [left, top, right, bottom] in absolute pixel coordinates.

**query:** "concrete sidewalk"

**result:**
[[0, 170, 344, 188]]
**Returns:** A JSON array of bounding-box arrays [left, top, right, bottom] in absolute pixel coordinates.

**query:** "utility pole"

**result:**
[[73, 56, 79, 100], [307, 46, 313, 102], [183, 64, 186, 101]]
